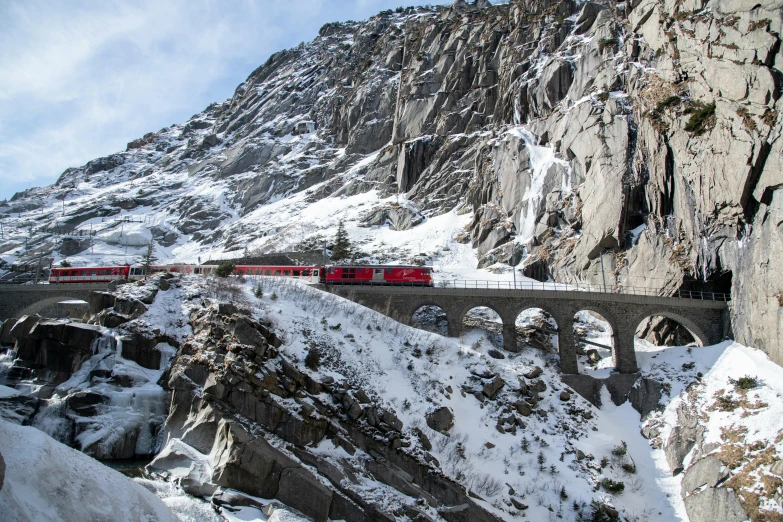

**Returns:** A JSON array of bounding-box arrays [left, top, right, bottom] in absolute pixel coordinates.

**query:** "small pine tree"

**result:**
[[331, 220, 351, 261], [139, 241, 157, 280], [537, 451, 546, 471], [253, 283, 263, 298], [305, 346, 321, 371], [215, 263, 235, 278]]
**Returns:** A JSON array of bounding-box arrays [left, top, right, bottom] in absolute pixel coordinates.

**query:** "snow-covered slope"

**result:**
[[0, 417, 178, 522], [639, 341, 783, 521]]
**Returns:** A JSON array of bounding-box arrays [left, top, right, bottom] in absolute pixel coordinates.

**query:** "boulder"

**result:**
[[664, 403, 705, 475], [559, 390, 571, 401], [482, 376, 505, 398], [487, 349, 505, 359], [97, 310, 131, 328], [529, 379, 547, 394], [211, 488, 266, 511], [413, 427, 432, 451], [88, 292, 116, 314], [149, 439, 217, 497], [426, 406, 454, 434], [514, 400, 532, 416], [524, 366, 543, 379], [231, 317, 268, 351], [66, 391, 108, 417], [629, 377, 664, 419], [684, 487, 748, 522], [210, 420, 299, 499], [120, 333, 161, 370], [12, 320, 104, 376], [380, 410, 403, 432], [681, 456, 729, 496], [9, 315, 41, 339], [114, 298, 147, 317]]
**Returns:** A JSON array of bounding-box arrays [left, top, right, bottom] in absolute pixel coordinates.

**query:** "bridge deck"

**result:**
[[318, 285, 729, 310]]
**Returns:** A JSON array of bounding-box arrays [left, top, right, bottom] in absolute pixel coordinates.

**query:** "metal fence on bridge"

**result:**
[[330, 279, 731, 302]]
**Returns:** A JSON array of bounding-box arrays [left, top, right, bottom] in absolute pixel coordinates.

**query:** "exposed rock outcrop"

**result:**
[[151, 302, 499, 522]]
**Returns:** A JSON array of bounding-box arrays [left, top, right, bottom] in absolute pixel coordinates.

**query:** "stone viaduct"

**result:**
[[321, 285, 730, 374], [0, 283, 108, 322], [0, 282, 729, 376]]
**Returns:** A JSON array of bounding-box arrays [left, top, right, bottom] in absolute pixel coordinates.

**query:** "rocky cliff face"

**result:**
[[1, 0, 781, 361], [2, 275, 642, 521]]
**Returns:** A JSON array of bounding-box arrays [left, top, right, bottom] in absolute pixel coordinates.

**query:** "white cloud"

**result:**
[[0, 0, 451, 199]]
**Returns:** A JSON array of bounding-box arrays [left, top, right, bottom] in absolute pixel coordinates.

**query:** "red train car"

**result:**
[[325, 265, 432, 286], [49, 265, 130, 283], [234, 265, 322, 283]]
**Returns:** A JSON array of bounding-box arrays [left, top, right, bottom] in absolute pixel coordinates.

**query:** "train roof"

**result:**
[[327, 264, 432, 269], [234, 264, 320, 269]]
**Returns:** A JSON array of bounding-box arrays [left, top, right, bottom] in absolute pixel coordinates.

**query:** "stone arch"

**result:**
[[410, 304, 450, 337], [460, 304, 505, 350], [15, 295, 89, 320], [572, 308, 617, 373], [631, 310, 711, 348], [515, 306, 559, 355]]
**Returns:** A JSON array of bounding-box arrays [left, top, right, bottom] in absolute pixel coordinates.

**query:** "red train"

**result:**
[[49, 264, 433, 286]]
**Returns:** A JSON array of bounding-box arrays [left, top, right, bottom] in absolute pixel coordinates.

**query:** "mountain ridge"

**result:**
[[1, 0, 781, 366]]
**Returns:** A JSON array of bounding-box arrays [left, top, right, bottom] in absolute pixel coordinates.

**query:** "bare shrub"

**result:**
[[471, 474, 503, 497], [203, 276, 247, 304]]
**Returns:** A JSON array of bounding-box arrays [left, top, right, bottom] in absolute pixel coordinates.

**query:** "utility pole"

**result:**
[[599, 250, 607, 293]]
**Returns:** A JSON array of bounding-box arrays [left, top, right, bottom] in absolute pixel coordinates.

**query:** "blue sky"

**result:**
[[0, 0, 454, 201]]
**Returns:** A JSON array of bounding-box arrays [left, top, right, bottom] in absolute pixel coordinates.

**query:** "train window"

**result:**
[[283, 270, 291, 276], [194, 268, 201, 274], [313, 270, 319, 276], [274, 270, 281, 275], [237, 270, 244, 275], [264, 270, 271, 275], [385, 268, 392, 274], [293, 270, 300, 276], [302, 270, 310, 276], [375, 269, 382, 274], [98, 270, 105, 275]]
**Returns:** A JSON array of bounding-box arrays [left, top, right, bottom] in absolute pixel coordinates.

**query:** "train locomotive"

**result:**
[[48, 263, 433, 286]]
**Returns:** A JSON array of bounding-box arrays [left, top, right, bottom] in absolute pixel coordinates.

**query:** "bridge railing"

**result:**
[[334, 279, 731, 301]]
